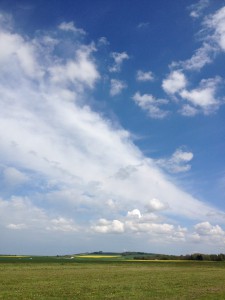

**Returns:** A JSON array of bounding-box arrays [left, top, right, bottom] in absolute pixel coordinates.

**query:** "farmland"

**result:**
[[1, 255, 225, 299]]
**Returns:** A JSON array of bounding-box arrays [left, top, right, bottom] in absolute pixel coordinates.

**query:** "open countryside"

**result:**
[[1, 253, 225, 299], [1, 1, 225, 299]]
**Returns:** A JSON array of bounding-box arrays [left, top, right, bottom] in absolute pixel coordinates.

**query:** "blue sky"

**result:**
[[0, 0, 225, 255]]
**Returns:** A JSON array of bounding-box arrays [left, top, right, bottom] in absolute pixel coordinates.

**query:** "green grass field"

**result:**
[[0, 256, 225, 299]]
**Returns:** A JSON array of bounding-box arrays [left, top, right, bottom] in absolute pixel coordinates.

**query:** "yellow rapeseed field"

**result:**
[[0, 256, 30, 258], [78, 255, 120, 259]]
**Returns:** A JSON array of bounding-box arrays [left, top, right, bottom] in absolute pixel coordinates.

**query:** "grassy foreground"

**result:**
[[0, 257, 225, 299]]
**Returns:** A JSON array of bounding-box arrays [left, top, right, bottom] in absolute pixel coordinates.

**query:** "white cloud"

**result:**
[[3, 167, 29, 187], [136, 70, 154, 82], [127, 209, 142, 219], [91, 216, 225, 247], [114, 165, 137, 180], [92, 214, 187, 243], [145, 198, 169, 212], [194, 221, 224, 236], [49, 45, 99, 89], [46, 217, 77, 232], [7, 223, 27, 230], [156, 148, 194, 173], [0, 196, 49, 230], [171, 5, 225, 72], [205, 6, 225, 52], [179, 104, 199, 117], [58, 21, 86, 35], [109, 51, 129, 72], [0, 196, 78, 233], [98, 37, 110, 46], [171, 43, 215, 71], [133, 92, 169, 119], [137, 22, 149, 29], [126, 221, 175, 235], [110, 79, 127, 96], [0, 12, 13, 30], [0, 31, 42, 78], [188, 0, 210, 19], [92, 219, 124, 233], [180, 77, 222, 114], [190, 222, 225, 245], [162, 71, 187, 94]]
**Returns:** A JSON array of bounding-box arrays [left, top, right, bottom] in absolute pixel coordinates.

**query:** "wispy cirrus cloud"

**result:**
[[188, 0, 210, 19], [170, 42, 216, 71], [171, 5, 225, 73]]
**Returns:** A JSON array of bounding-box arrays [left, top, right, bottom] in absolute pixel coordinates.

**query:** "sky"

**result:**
[[0, 0, 225, 255]]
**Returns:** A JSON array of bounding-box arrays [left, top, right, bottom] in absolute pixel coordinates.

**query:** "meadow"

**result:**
[[0, 255, 225, 299]]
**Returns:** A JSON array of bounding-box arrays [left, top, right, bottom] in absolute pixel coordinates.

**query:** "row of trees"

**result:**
[[134, 253, 225, 261]]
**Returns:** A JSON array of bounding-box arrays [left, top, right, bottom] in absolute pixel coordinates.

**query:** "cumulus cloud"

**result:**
[[194, 221, 224, 236], [179, 104, 199, 117], [92, 212, 187, 243], [127, 209, 142, 219], [58, 21, 86, 35], [110, 79, 127, 96], [91, 216, 225, 247], [190, 222, 225, 246], [92, 219, 124, 233], [180, 77, 222, 114], [136, 70, 154, 82], [145, 198, 169, 212], [156, 148, 194, 173], [132, 92, 169, 119], [109, 51, 129, 72], [162, 71, 187, 94]]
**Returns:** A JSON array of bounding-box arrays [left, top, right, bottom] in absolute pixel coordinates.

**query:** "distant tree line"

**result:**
[[87, 251, 225, 261], [133, 253, 225, 261]]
